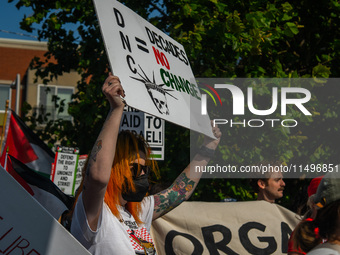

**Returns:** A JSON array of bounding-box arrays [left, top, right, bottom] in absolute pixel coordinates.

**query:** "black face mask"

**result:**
[[122, 174, 149, 202]]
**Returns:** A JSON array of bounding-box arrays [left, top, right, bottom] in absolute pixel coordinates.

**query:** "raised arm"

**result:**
[[82, 74, 125, 230], [152, 125, 221, 220]]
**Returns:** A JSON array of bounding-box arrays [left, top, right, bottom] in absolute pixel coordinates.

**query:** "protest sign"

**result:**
[[0, 166, 91, 255], [120, 106, 164, 160], [93, 0, 214, 138], [74, 154, 88, 194], [151, 201, 300, 255], [51, 146, 79, 195]]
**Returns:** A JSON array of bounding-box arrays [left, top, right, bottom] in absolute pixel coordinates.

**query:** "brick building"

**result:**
[[0, 38, 80, 135]]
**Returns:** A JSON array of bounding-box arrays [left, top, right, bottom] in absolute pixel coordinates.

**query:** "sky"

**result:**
[[0, 1, 161, 42], [0, 1, 41, 41]]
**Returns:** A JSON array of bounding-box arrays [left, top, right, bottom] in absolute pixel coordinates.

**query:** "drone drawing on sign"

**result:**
[[130, 65, 178, 115]]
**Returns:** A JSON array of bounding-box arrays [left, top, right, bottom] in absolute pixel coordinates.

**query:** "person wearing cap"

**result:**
[[307, 176, 323, 199], [287, 176, 323, 255], [291, 171, 340, 255]]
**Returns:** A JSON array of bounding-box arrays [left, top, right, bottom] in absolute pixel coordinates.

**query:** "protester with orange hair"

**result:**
[[70, 74, 221, 255]]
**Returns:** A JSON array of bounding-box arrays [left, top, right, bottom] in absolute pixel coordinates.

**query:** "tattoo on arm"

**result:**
[[86, 140, 102, 176], [154, 173, 196, 217], [91, 140, 102, 162]]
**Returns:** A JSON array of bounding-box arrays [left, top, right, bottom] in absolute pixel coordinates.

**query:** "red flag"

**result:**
[[0, 110, 55, 175], [3, 112, 37, 163]]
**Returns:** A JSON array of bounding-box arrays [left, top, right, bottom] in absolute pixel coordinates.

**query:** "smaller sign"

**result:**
[[51, 146, 79, 195], [120, 106, 165, 160]]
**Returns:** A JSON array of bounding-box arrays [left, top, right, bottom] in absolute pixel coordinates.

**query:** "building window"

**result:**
[[0, 85, 11, 112], [37, 85, 74, 122]]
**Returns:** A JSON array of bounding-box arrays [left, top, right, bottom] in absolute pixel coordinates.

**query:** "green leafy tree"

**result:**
[[11, 0, 340, 211]]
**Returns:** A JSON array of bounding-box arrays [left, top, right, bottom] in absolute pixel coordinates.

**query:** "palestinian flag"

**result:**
[[0, 110, 55, 175], [7, 155, 74, 219]]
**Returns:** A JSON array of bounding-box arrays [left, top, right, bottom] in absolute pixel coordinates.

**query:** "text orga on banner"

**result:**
[[120, 106, 164, 160], [151, 201, 300, 255], [93, 0, 214, 138], [0, 166, 91, 255], [51, 146, 79, 195]]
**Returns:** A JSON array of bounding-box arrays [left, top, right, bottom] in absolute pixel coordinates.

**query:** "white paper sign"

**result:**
[[93, 0, 213, 138], [52, 152, 77, 195], [120, 107, 164, 160], [51, 147, 79, 195], [0, 166, 91, 255]]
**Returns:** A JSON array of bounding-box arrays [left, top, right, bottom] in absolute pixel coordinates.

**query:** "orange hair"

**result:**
[[70, 131, 158, 226], [104, 130, 158, 224]]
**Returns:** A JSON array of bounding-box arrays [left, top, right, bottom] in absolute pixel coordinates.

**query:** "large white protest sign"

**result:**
[[151, 201, 300, 255], [0, 166, 91, 255], [93, 0, 213, 138], [120, 106, 165, 160]]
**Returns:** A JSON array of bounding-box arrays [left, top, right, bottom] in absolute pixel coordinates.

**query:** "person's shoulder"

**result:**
[[141, 195, 154, 207], [140, 195, 154, 218], [307, 243, 340, 255]]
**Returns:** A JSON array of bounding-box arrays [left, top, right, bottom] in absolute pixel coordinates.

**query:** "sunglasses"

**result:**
[[130, 163, 150, 177]]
